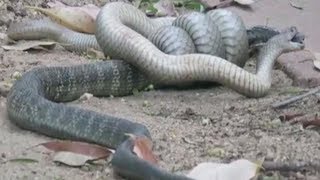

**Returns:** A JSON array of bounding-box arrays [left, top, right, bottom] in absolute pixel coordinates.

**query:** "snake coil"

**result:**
[[6, 2, 305, 180]]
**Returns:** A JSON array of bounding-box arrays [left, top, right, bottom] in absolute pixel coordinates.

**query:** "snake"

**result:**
[[5, 2, 305, 180]]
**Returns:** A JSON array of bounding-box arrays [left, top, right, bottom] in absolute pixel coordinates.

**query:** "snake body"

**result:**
[[6, 2, 305, 180]]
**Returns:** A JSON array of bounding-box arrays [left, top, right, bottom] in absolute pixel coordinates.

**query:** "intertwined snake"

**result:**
[[5, 2, 305, 180]]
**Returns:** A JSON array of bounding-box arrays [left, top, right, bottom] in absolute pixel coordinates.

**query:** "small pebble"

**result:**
[[202, 117, 210, 126], [78, 93, 93, 101], [12, 71, 22, 79], [142, 100, 149, 107]]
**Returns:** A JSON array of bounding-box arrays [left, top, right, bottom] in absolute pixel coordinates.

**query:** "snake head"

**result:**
[[274, 26, 305, 53]]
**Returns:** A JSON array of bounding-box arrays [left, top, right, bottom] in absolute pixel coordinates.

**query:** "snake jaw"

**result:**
[[277, 26, 305, 52]]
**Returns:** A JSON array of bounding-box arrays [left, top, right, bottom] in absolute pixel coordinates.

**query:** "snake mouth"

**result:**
[[292, 32, 305, 44], [290, 31, 305, 49]]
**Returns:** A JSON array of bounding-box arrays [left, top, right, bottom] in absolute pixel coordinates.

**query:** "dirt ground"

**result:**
[[0, 0, 320, 180]]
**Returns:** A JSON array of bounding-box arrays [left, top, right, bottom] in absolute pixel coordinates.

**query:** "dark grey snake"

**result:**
[[5, 2, 305, 180]]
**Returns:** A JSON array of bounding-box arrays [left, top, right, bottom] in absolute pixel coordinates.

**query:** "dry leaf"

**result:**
[[153, 0, 177, 17], [53, 151, 96, 167], [289, 0, 304, 10], [40, 141, 112, 159], [187, 159, 260, 180], [86, 48, 105, 59], [234, 0, 255, 5], [2, 40, 56, 51], [26, 5, 98, 34], [313, 52, 320, 71], [127, 134, 158, 165]]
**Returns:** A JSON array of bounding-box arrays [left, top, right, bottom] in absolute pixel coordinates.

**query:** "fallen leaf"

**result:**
[[25, 5, 98, 34], [127, 134, 158, 165], [234, 0, 255, 5], [39, 141, 112, 159], [8, 158, 39, 163], [53, 151, 96, 167], [313, 52, 320, 71], [153, 0, 177, 17], [46, 0, 101, 18], [187, 159, 260, 180], [2, 40, 57, 51], [289, 0, 304, 10]]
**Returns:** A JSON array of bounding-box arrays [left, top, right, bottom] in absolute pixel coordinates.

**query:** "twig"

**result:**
[[262, 161, 320, 172], [272, 86, 320, 108], [279, 113, 305, 122]]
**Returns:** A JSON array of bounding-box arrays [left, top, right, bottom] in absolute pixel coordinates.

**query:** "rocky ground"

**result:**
[[0, 0, 319, 180]]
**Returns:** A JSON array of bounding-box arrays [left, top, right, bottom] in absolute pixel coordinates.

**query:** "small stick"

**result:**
[[262, 161, 320, 172], [279, 113, 304, 122], [272, 86, 320, 108]]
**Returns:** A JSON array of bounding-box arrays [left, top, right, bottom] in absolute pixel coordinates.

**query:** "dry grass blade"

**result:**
[[2, 41, 57, 51]]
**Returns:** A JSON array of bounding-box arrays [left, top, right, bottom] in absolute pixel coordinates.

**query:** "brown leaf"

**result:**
[[2, 40, 56, 51], [39, 141, 112, 159], [279, 113, 304, 122], [25, 5, 99, 34], [127, 134, 158, 165], [153, 0, 177, 17]]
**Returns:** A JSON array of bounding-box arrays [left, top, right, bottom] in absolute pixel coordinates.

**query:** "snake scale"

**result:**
[[5, 2, 305, 180]]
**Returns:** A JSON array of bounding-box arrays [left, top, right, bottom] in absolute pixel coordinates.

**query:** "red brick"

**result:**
[[276, 51, 320, 88]]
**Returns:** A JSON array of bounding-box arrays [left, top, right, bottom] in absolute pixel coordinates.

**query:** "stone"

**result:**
[[276, 51, 320, 88]]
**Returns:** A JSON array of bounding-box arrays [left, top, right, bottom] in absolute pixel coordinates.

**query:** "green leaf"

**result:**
[[8, 158, 39, 163]]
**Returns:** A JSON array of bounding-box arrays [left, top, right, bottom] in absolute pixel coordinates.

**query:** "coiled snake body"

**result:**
[[6, 2, 305, 180]]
